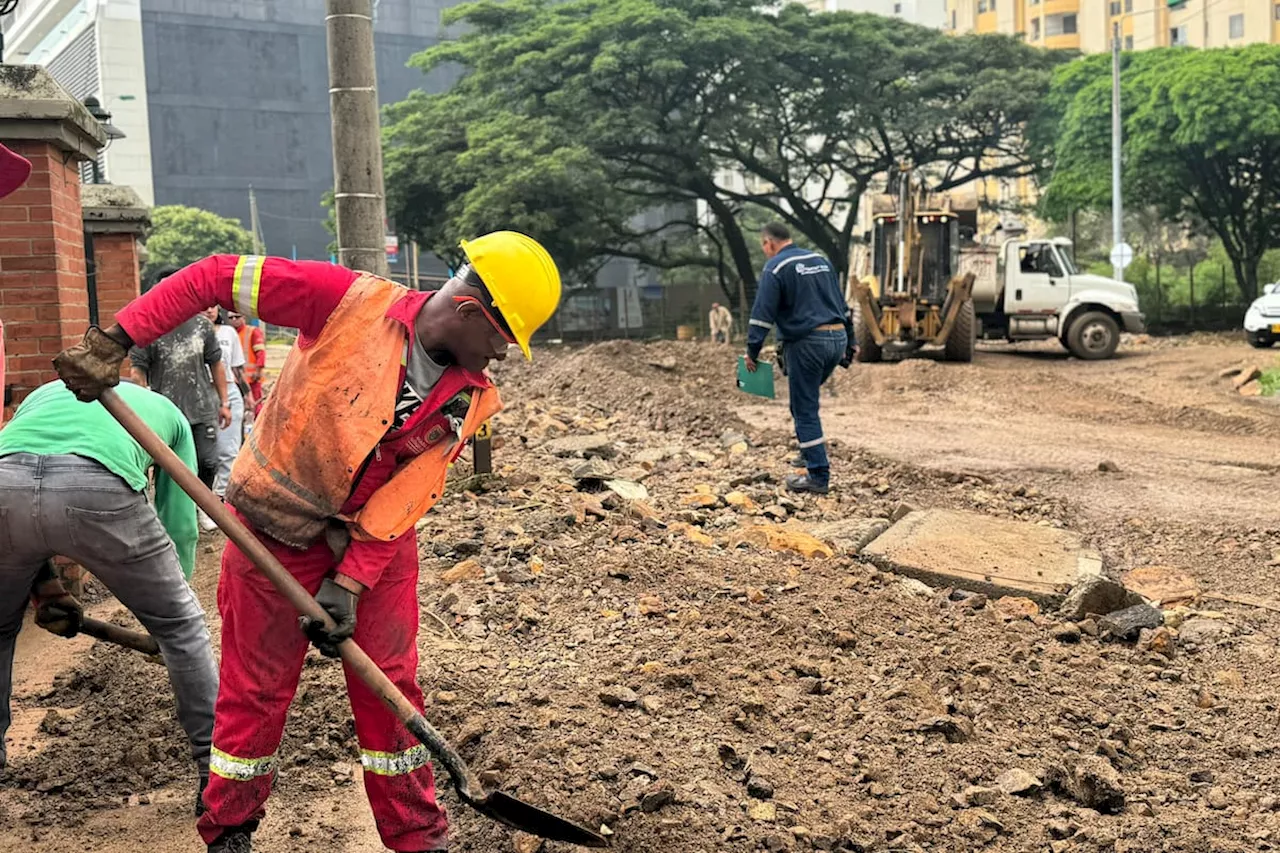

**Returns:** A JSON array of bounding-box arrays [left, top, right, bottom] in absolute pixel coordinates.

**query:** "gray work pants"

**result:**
[[0, 454, 217, 773]]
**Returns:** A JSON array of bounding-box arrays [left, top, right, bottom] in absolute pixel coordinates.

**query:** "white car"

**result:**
[[1244, 283, 1280, 348]]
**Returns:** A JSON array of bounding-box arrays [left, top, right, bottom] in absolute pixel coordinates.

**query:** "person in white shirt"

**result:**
[[709, 302, 733, 344], [201, 307, 247, 531]]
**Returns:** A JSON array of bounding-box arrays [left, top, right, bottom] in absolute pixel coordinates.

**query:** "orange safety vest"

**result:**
[[237, 324, 265, 383], [226, 274, 502, 548]]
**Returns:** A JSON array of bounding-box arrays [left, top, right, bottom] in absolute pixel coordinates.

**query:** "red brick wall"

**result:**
[[0, 140, 90, 409], [93, 232, 140, 329]]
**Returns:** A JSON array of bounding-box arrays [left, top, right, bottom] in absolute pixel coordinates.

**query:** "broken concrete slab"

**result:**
[[861, 509, 1102, 604], [806, 517, 891, 556]]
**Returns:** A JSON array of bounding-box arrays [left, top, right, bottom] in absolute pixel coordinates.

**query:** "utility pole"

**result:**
[[248, 185, 264, 254], [326, 0, 388, 276], [1111, 21, 1124, 282]]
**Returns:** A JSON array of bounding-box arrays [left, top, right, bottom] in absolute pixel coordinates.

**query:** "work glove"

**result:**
[[299, 578, 358, 658], [31, 561, 84, 638], [839, 341, 858, 369], [53, 326, 128, 402]]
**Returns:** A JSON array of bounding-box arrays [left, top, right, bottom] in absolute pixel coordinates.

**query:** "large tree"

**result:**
[[384, 0, 1059, 304], [1037, 45, 1280, 300], [144, 204, 254, 281]]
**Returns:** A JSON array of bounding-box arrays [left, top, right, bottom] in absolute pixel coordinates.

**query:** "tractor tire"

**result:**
[[853, 303, 882, 363], [943, 299, 976, 363], [1066, 310, 1120, 360]]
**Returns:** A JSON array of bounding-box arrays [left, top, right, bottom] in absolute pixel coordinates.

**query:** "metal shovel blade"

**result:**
[[465, 789, 610, 847]]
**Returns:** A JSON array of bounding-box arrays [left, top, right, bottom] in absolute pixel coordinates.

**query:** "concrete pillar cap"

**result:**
[[0, 65, 107, 162]]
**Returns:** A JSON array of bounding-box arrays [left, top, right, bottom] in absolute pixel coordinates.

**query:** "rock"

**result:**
[[1213, 669, 1245, 689], [918, 715, 974, 743], [724, 491, 757, 511], [963, 786, 1000, 806], [1189, 769, 1215, 784], [806, 517, 891, 556], [1233, 365, 1262, 388], [599, 686, 640, 708], [1098, 603, 1164, 641], [1046, 757, 1125, 814], [762, 504, 788, 521], [996, 769, 1043, 795], [646, 356, 678, 372], [1177, 617, 1231, 646], [639, 780, 675, 813], [1239, 381, 1263, 397], [720, 430, 750, 453], [1098, 460, 1120, 473], [680, 492, 721, 509], [637, 595, 666, 616], [453, 539, 484, 557], [746, 586, 768, 604], [1207, 787, 1230, 810], [639, 696, 664, 716], [747, 776, 775, 800], [890, 502, 918, 522], [604, 479, 648, 501], [545, 433, 616, 458], [1059, 575, 1143, 620], [994, 596, 1040, 621], [512, 832, 545, 853], [434, 690, 459, 704], [441, 559, 485, 584], [571, 458, 615, 480], [833, 631, 857, 649], [731, 524, 834, 559], [1121, 565, 1200, 607], [1051, 622, 1082, 643], [1137, 626, 1176, 659], [748, 801, 778, 822], [1045, 819, 1075, 840], [897, 577, 934, 597], [957, 808, 1004, 833], [670, 522, 715, 547], [1218, 364, 1244, 378]]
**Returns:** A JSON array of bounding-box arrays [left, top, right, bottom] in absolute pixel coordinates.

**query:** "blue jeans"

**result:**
[[787, 329, 847, 485]]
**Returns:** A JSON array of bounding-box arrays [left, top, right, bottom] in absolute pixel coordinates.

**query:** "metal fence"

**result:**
[[1080, 255, 1252, 336]]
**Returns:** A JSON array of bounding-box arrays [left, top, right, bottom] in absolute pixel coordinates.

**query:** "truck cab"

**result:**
[[967, 237, 1145, 360]]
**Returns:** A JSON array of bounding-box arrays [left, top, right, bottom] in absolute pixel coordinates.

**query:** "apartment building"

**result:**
[[800, 0, 949, 28], [945, 0, 1280, 52]]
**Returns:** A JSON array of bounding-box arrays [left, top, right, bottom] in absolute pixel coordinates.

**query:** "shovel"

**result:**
[[80, 616, 162, 657], [99, 388, 609, 848]]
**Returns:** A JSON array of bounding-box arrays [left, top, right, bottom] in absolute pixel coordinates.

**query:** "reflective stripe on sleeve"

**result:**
[[749, 318, 773, 329], [232, 255, 264, 319], [360, 744, 430, 777], [209, 747, 276, 782]]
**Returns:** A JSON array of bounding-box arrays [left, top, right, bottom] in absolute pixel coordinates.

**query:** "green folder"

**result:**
[[736, 356, 775, 399]]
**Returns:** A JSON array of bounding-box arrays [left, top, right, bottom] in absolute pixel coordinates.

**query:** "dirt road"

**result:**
[[3, 337, 1278, 853]]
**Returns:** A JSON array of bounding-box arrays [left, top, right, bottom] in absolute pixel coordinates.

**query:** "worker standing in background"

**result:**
[[745, 223, 855, 495], [204, 306, 248, 531], [0, 380, 216, 809], [229, 310, 267, 417], [709, 301, 734, 344], [54, 232, 561, 853], [129, 273, 231, 488]]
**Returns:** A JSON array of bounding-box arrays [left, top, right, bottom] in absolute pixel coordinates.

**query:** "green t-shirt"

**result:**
[[0, 381, 199, 579]]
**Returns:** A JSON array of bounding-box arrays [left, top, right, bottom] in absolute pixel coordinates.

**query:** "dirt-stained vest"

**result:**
[[226, 274, 502, 547]]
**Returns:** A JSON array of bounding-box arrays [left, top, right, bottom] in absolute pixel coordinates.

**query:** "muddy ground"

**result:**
[[2, 335, 1278, 853]]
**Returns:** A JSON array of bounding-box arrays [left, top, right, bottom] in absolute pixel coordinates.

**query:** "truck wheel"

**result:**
[[1247, 334, 1274, 349], [1067, 311, 1120, 360], [943, 299, 976, 363], [853, 303, 882, 363]]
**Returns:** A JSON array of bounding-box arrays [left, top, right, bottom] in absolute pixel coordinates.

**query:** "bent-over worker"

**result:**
[[709, 301, 733, 344], [745, 223, 855, 495], [0, 380, 216, 800], [54, 232, 561, 853]]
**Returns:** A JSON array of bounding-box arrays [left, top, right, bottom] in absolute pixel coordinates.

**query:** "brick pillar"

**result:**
[[82, 183, 150, 329], [0, 66, 106, 411]]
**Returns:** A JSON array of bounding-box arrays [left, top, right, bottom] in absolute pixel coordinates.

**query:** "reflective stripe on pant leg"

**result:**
[[344, 537, 448, 852], [210, 747, 276, 781], [787, 335, 829, 472]]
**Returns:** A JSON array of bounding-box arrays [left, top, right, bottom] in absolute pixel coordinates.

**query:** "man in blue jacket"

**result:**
[[745, 223, 854, 494]]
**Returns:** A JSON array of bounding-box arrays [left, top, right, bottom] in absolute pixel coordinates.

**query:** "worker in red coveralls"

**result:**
[[227, 309, 266, 417], [0, 143, 35, 418], [53, 234, 562, 853]]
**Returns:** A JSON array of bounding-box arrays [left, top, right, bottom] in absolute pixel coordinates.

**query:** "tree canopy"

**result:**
[[144, 204, 254, 281], [1036, 44, 1280, 300], [384, 0, 1060, 305]]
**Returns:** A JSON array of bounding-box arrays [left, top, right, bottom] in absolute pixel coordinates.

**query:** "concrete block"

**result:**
[[861, 509, 1102, 604]]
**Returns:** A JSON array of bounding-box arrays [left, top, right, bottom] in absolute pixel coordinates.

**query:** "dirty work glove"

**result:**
[[32, 562, 84, 638], [53, 326, 129, 402], [839, 341, 857, 369], [299, 578, 358, 658]]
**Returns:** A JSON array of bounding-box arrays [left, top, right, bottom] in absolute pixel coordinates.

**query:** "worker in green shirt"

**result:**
[[0, 380, 217, 810]]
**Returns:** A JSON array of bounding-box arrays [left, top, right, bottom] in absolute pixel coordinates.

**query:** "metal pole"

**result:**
[[326, 0, 389, 276], [248, 185, 263, 255], [1111, 21, 1124, 282], [896, 169, 906, 294]]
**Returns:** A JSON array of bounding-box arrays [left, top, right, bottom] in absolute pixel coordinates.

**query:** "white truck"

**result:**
[[962, 237, 1145, 360]]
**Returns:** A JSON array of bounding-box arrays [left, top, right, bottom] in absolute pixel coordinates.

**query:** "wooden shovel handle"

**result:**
[[97, 388, 484, 795]]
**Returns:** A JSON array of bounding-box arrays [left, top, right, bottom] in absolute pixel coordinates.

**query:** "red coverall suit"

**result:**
[[115, 257, 483, 851]]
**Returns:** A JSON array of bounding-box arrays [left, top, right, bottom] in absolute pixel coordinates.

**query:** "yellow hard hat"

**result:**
[[460, 231, 561, 360]]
